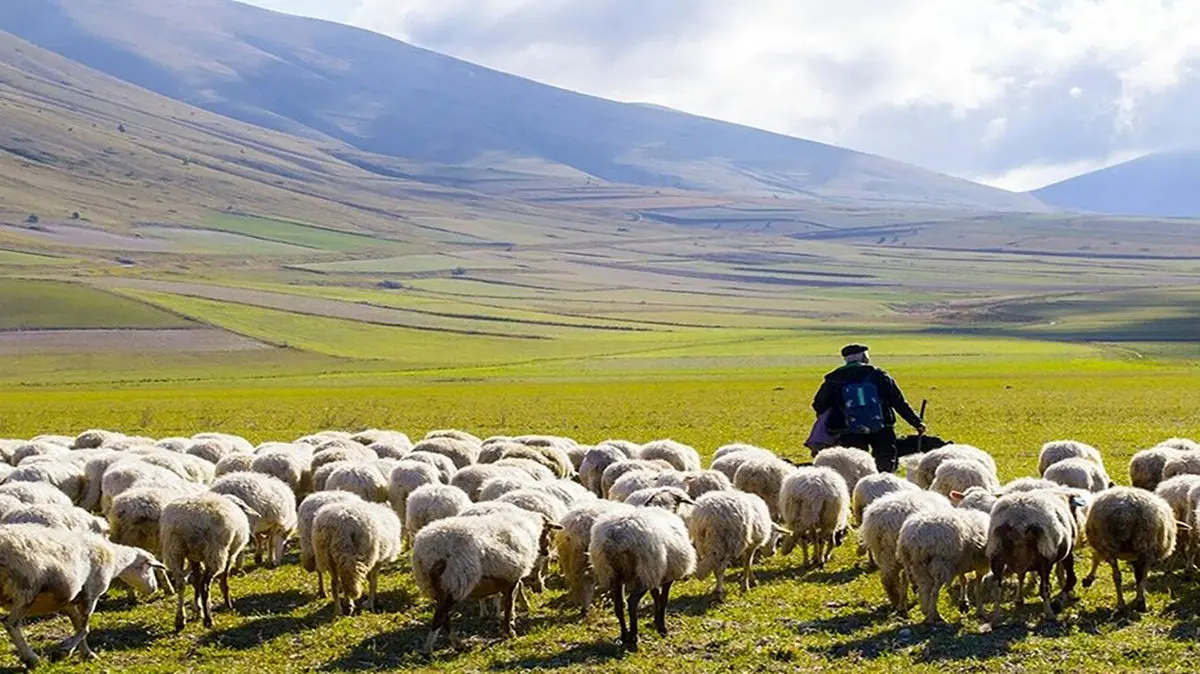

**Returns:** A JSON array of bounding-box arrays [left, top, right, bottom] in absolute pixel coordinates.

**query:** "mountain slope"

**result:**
[[1032, 151, 1200, 217], [0, 0, 1046, 212]]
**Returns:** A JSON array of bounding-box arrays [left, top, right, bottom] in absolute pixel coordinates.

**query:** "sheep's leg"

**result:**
[[742, 549, 757, 593], [157, 568, 175, 598], [800, 537, 810, 568], [1082, 553, 1101, 588], [714, 561, 727, 601], [580, 575, 595, 619], [500, 582, 518, 639], [1110, 561, 1125, 611], [1015, 571, 1028, 606], [626, 587, 646, 652], [199, 567, 217, 628], [3, 602, 39, 670], [956, 576, 970, 613], [651, 581, 671, 636], [974, 572, 987, 619], [1132, 558, 1149, 613], [779, 531, 797, 556], [367, 566, 380, 613], [988, 561, 1007, 625], [57, 600, 97, 661], [882, 566, 904, 614], [927, 578, 945, 624], [515, 581, 531, 612], [330, 566, 344, 617], [610, 581, 628, 646], [1056, 555, 1078, 610], [1037, 565, 1056, 621], [424, 595, 454, 656]]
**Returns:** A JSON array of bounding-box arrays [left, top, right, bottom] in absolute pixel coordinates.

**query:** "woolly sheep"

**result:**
[[413, 507, 557, 654], [590, 505, 696, 651], [295, 431, 353, 447], [733, 458, 795, 521], [651, 470, 689, 491], [1154, 474, 1200, 567], [953, 486, 999, 514], [1001, 477, 1061, 494], [412, 437, 480, 469], [712, 443, 772, 462], [1162, 452, 1200, 480], [624, 487, 695, 515], [214, 453, 255, 478], [813, 446, 877, 492], [351, 429, 412, 449], [297, 491, 363, 598], [312, 460, 354, 493], [777, 467, 851, 568], [138, 451, 213, 485], [403, 451, 457, 483], [1038, 440, 1104, 476], [324, 463, 388, 502], [852, 473, 920, 526], [160, 492, 257, 632], [11, 441, 69, 466], [710, 448, 777, 482], [911, 445, 997, 489], [155, 437, 192, 453], [5, 460, 86, 505], [566, 444, 589, 472], [897, 508, 991, 623], [0, 524, 163, 668], [73, 429, 123, 450], [1129, 446, 1184, 491], [929, 458, 1000, 499], [313, 500, 403, 615], [608, 471, 659, 503], [367, 440, 411, 460], [496, 488, 569, 591], [861, 490, 952, 612], [0, 494, 24, 518], [1159, 437, 1200, 452], [192, 432, 254, 454], [100, 461, 189, 513], [601, 459, 671, 497], [478, 476, 538, 502], [250, 449, 311, 496], [29, 435, 73, 448], [493, 457, 556, 482], [210, 472, 298, 568], [986, 490, 1087, 624], [1082, 487, 1176, 612], [186, 438, 240, 465], [423, 429, 483, 446], [1044, 457, 1113, 493], [556, 500, 636, 616], [1, 503, 108, 534], [388, 461, 450, 537], [639, 439, 701, 472], [538, 479, 596, 509], [688, 490, 782, 601], [311, 445, 376, 475], [683, 470, 733, 499], [579, 445, 628, 496], [0, 481, 74, 507], [0, 439, 21, 464], [597, 439, 640, 458], [404, 484, 471, 543], [108, 486, 194, 571], [507, 437, 575, 478]]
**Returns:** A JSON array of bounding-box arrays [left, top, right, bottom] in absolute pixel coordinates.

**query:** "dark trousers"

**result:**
[[837, 427, 899, 473]]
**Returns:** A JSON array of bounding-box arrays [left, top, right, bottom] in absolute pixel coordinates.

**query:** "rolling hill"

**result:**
[[1032, 150, 1200, 217], [0, 0, 1047, 212]]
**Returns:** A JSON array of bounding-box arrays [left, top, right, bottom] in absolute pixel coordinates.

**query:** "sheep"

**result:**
[[1082, 487, 1176, 612], [351, 429, 412, 449], [0, 481, 74, 507], [1159, 437, 1200, 452], [0, 439, 21, 464], [313, 500, 403, 615], [733, 458, 795, 521], [404, 484, 471, 543], [1, 503, 108, 534], [952, 487, 999, 514], [311, 444, 376, 475], [538, 480, 596, 509], [929, 458, 1000, 499], [478, 476, 538, 502], [861, 490, 952, 613], [711, 448, 777, 482], [590, 506, 696, 651], [639, 439, 701, 472], [1154, 474, 1200, 567], [72, 429, 123, 450], [0, 524, 163, 668], [556, 500, 636, 616], [192, 432, 254, 454], [108, 486, 192, 597], [506, 438, 575, 478], [388, 461, 446, 536], [11, 441, 69, 466], [566, 444, 589, 473], [296, 431, 353, 447], [411, 437, 480, 469], [985, 490, 1088, 624], [688, 490, 783, 601], [683, 470, 733, 499], [712, 443, 772, 462], [295, 490, 364, 599], [813, 446, 877, 492], [608, 471, 659, 503], [250, 447, 311, 496], [324, 463, 388, 503], [28, 435, 73, 448], [1038, 440, 1104, 476], [496, 488, 569, 591], [100, 460, 190, 513], [155, 437, 192, 453], [0, 494, 24, 518], [423, 429, 483, 446], [896, 508, 991, 623], [413, 507, 558, 655], [852, 473, 920, 526], [579, 445, 628, 496], [403, 451, 457, 483], [1129, 446, 1184, 491], [651, 470, 688, 491], [596, 439, 640, 458], [186, 438, 240, 465], [160, 492, 258, 632], [214, 453, 255, 478], [911, 445, 997, 489], [624, 487, 695, 515], [777, 467, 851, 568], [1162, 452, 1200, 481], [492, 457, 556, 482], [601, 459, 671, 497], [1044, 457, 1113, 493], [135, 451, 212, 485], [1001, 477, 1062, 494], [5, 460, 86, 505], [312, 460, 354, 493], [209, 472, 298, 568]]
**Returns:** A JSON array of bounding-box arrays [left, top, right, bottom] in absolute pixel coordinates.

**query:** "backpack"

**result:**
[[841, 380, 886, 434]]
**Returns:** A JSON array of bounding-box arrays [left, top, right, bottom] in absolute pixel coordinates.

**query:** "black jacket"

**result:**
[[812, 363, 922, 434]]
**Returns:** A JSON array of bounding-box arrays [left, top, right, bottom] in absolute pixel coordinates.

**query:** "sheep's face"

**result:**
[[538, 517, 562, 557], [831, 526, 850, 549], [120, 552, 165, 596]]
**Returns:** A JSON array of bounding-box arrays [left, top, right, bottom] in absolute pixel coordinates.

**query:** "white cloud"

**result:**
[[248, 0, 1200, 186], [976, 150, 1149, 191]]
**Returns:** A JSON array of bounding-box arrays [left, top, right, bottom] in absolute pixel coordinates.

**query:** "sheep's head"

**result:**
[[762, 523, 793, 558], [538, 515, 563, 557], [119, 548, 167, 597], [832, 525, 850, 549], [639, 488, 696, 516], [221, 494, 262, 532]]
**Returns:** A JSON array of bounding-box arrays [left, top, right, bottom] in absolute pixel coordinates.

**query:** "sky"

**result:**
[[243, 0, 1200, 191]]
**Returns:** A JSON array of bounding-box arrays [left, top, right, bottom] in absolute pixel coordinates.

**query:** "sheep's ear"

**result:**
[[1177, 520, 1192, 531], [949, 490, 965, 503], [1068, 495, 1088, 510], [540, 515, 563, 530]]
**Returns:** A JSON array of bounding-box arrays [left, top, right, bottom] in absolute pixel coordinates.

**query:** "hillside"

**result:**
[[0, 0, 1047, 212], [1033, 150, 1200, 217]]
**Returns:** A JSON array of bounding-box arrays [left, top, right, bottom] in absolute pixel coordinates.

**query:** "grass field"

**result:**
[[0, 279, 195, 330]]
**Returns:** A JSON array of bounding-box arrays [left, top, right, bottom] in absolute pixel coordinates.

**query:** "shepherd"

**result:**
[[812, 344, 926, 473]]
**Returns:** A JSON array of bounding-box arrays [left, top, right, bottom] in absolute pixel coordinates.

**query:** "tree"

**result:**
[[71, 212, 80, 220], [25, 214, 38, 224]]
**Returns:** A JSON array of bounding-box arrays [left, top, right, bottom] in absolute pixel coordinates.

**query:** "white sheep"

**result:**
[[186, 438, 241, 465], [638, 439, 701, 472], [5, 460, 86, 505], [733, 458, 795, 521], [311, 444, 376, 476], [403, 451, 457, 483], [712, 443, 771, 462], [852, 473, 920, 526], [1, 503, 107, 534], [911, 445, 997, 489], [250, 448, 311, 497], [107, 486, 193, 576], [324, 463, 388, 503], [160, 492, 257, 632], [1162, 452, 1200, 481], [682, 470, 733, 499], [1129, 446, 1184, 491], [777, 467, 851, 568], [297, 491, 362, 597], [388, 461, 452, 540], [1154, 474, 1200, 566], [492, 457, 557, 482], [952, 487, 999, 514], [688, 490, 784, 601], [404, 484, 471, 543], [590, 506, 696, 651], [478, 476, 537, 502], [1082, 487, 1176, 612], [496, 488, 569, 591], [538, 480, 596, 509], [813, 446, 877, 492], [209, 472, 298, 568], [452, 464, 536, 501], [1044, 457, 1113, 493], [155, 437, 192, 453], [411, 437, 480, 469], [596, 439, 640, 458], [1000, 477, 1062, 494], [556, 500, 635, 616], [313, 500, 403, 615], [0, 524, 163, 668], [710, 448, 777, 482], [861, 490, 952, 613], [423, 429, 483, 445], [929, 458, 1000, 499], [214, 453, 255, 478], [192, 432, 254, 454], [896, 508, 990, 623], [352, 429, 412, 450], [624, 487, 695, 515], [1038, 440, 1104, 476], [10, 441, 70, 466], [72, 429, 124, 450], [601, 459, 671, 497], [0, 480, 76, 508], [579, 445, 628, 496], [100, 460, 189, 513], [608, 470, 659, 503]]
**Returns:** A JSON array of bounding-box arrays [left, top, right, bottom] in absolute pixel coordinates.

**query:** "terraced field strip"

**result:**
[[200, 213, 406, 251], [0, 248, 71, 266], [0, 278, 196, 330]]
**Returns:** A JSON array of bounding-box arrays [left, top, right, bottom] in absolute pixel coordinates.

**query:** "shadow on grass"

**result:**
[[89, 623, 163, 652], [320, 622, 432, 671], [233, 589, 310, 616], [808, 619, 1038, 662], [200, 604, 331, 650], [489, 639, 626, 670]]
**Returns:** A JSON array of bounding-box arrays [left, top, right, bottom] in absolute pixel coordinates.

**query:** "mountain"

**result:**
[[0, 0, 1046, 212], [1032, 151, 1200, 217]]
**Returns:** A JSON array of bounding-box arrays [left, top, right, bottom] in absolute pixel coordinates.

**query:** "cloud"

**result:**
[[258, 1, 1200, 188]]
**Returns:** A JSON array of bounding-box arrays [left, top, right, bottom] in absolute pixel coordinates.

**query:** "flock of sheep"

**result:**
[[0, 428, 1196, 667]]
